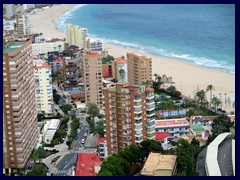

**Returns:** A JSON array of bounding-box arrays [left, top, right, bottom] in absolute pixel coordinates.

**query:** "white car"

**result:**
[[81, 138, 85, 144]]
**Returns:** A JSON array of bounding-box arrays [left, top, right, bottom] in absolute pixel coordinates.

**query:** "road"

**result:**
[[196, 147, 207, 176]]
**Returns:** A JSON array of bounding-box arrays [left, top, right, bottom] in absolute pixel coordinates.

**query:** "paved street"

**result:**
[[217, 136, 233, 176]]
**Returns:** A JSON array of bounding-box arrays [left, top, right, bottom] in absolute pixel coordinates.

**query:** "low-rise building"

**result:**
[[42, 119, 61, 144], [141, 152, 177, 176], [97, 138, 108, 161], [75, 152, 102, 176], [155, 118, 189, 138]]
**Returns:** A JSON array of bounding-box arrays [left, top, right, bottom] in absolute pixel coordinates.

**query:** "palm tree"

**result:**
[[211, 96, 221, 110], [165, 99, 174, 117], [206, 84, 214, 108], [195, 90, 206, 108]]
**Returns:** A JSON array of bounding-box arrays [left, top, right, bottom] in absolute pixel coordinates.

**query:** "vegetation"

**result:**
[[93, 120, 105, 137], [206, 84, 214, 108], [67, 115, 81, 148], [25, 164, 48, 176], [86, 103, 100, 127], [211, 114, 234, 135], [98, 140, 163, 176], [102, 55, 114, 64], [175, 138, 200, 176], [60, 104, 72, 114]]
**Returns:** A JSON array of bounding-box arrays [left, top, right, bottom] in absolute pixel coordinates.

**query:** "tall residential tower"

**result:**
[[103, 83, 155, 155], [127, 52, 152, 85], [3, 40, 38, 175]]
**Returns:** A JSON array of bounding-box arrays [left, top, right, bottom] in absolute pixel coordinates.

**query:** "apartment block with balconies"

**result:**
[[127, 52, 152, 85], [83, 50, 103, 107], [33, 61, 54, 114], [103, 82, 155, 155], [3, 39, 39, 175]]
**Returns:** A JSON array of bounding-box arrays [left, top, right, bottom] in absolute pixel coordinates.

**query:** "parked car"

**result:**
[[81, 138, 85, 144]]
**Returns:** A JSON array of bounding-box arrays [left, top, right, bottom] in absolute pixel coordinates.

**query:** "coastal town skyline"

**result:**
[[3, 4, 235, 176]]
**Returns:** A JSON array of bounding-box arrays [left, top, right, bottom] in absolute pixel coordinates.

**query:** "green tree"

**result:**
[[206, 84, 215, 108], [35, 147, 47, 163], [93, 120, 104, 137], [140, 140, 163, 159], [195, 90, 207, 108], [61, 104, 72, 114], [211, 96, 221, 110], [86, 103, 100, 127], [25, 164, 48, 176], [165, 99, 175, 117], [211, 114, 234, 135]]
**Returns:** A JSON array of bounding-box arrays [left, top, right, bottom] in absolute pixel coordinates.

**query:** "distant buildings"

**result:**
[[141, 152, 177, 176], [16, 12, 31, 35], [112, 58, 128, 82], [3, 4, 16, 19], [66, 24, 88, 49], [83, 50, 103, 106], [103, 83, 155, 155], [87, 39, 102, 51], [127, 52, 152, 85], [3, 19, 16, 31], [3, 40, 38, 175], [32, 36, 65, 55], [33, 62, 54, 114]]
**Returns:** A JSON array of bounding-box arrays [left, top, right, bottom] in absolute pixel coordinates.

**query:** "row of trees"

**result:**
[[66, 115, 80, 149], [98, 139, 201, 176], [98, 140, 164, 176]]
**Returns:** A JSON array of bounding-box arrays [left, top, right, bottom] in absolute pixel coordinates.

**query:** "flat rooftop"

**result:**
[[3, 41, 26, 53], [141, 153, 177, 176]]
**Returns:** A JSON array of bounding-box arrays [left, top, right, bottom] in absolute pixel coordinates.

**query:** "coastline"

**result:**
[[29, 4, 235, 113]]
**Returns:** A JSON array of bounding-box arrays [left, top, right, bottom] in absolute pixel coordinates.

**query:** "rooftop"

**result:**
[[75, 153, 101, 176], [190, 124, 205, 132], [155, 132, 172, 141], [97, 137, 106, 143], [155, 118, 189, 127], [3, 41, 26, 53], [141, 153, 177, 176]]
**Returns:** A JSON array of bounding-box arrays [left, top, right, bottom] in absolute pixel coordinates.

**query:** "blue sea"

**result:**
[[55, 4, 235, 74]]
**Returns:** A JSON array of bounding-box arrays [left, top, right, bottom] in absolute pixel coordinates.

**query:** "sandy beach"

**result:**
[[29, 4, 235, 113]]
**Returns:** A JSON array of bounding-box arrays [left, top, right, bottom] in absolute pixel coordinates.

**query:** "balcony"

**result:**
[[146, 112, 155, 117], [134, 98, 141, 103], [146, 95, 154, 100], [134, 109, 142, 114], [146, 106, 155, 111], [135, 138, 143, 143]]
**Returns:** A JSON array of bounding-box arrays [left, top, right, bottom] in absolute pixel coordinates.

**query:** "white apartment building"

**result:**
[[33, 62, 54, 114], [16, 13, 31, 35], [32, 41, 65, 55], [3, 20, 16, 31], [4, 4, 16, 18], [155, 118, 190, 138], [66, 24, 88, 49]]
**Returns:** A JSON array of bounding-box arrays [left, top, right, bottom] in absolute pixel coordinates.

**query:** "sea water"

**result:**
[[55, 4, 235, 74]]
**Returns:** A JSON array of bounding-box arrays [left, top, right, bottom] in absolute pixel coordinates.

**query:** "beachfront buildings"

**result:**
[[32, 37, 65, 55], [66, 24, 88, 49], [16, 12, 31, 35], [112, 58, 128, 82], [83, 51, 103, 106], [103, 82, 155, 155], [127, 52, 152, 85], [3, 40, 38, 175], [62, 45, 84, 88], [33, 62, 54, 114]]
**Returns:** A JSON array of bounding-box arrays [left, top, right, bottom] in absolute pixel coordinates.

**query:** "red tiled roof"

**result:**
[[90, 51, 101, 55], [102, 65, 111, 77], [155, 132, 171, 141], [97, 137, 105, 143], [124, 85, 139, 91], [71, 94, 85, 99], [32, 63, 50, 69], [53, 57, 63, 63], [202, 116, 216, 121], [155, 118, 189, 127], [116, 59, 127, 64], [75, 153, 101, 176]]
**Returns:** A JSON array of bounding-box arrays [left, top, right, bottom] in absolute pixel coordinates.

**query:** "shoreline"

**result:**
[[29, 4, 235, 113]]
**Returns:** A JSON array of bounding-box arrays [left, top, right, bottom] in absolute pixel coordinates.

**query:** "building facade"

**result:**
[[32, 41, 65, 55], [16, 12, 31, 35], [33, 62, 54, 114], [103, 83, 155, 155], [127, 52, 152, 85], [83, 51, 103, 106], [112, 58, 128, 82], [3, 40, 38, 174], [66, 24, 88, 49]]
